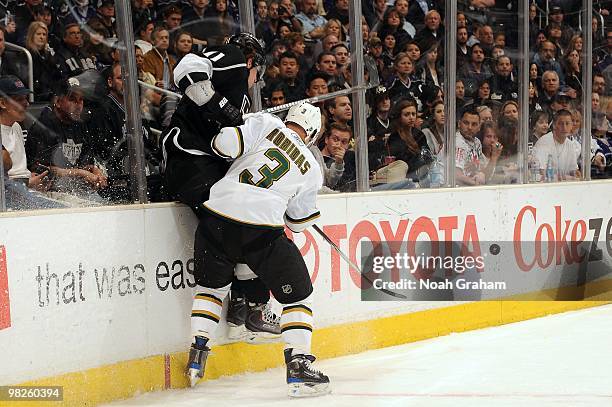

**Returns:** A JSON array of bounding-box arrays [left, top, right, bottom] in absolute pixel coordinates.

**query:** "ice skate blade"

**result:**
[[227, 324, 248, 341], [287, 382, 331, 398], [187, 369, 202, 388], [244, 331, 282, 344]]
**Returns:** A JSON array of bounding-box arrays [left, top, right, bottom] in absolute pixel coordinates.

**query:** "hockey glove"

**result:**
[[185, 80, 215, 106]]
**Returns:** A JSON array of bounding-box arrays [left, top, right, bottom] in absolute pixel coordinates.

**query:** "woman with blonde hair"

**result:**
[[25, 21, 60, 101], [324, 18, 346, 42]]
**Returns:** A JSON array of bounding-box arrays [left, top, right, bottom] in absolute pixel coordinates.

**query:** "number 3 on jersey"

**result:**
[[239, 148, 289, 189]]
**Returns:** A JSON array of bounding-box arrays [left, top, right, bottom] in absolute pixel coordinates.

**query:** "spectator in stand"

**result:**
[[394, 0, 416, 39], [321, 33, 340, 53], [532, 40, 564, 85], [134, 18, 154, 54], [81, 21, 114, 68], [182, 0, 211, 46], [326, 0, 349, 30], [370, 0, 388, 34], [0, 75, 65, 210], [315, 51, 337, 77], [403, 40, 421, 63], [207, 0, 236, 45], [87, 0, 117, 40], [385, 97, 432, 184], [476, 104, 493, 123], [56, 21, 97, 77], [367, 37, 386, 79], [171, 30, 194, 62], [323, 18, 346, 43], [276, 51, 304, 102], [25, 21, 60, 101], [162, 5, 182, 53], [532, 109, 580, 181], [387, 52, 422, 104], [546, 6, 574, 50], [422, 99, 445, 160], [305, 71, 329, 98], [132, 0, 156, 28], [331, 42, 349, 71], [143, 26, 175, 89], [501, 100, 519, 121], [376, 8, 411, 51], [458, 43, 492, 99], [456, 78, 469, 112], [472, 24, 494, 56], [276, 20, 293, 40], [0, 27, 23, 80], [414, 9, 444, 56], [285, 32, 308, 76], [416, 42, 442, 87], [406, 0, 437, 33], [89, 63, 159, 202], [529, 110, 550, 152], [489, 55, 517, 102], [14, 0, 41, 44], [538, 70, 561, 112], [62, 0, 97, 24], [474, 78, 491, 105], [25, 76, 108, 202], [277, 0, 302, 34], [265, 80, 288, 111], [546, 22, 564, 60], [457, 25, 470, 66], [256, 0, 281, 50], [296, 0, 327, 40], [367, 85, 392, 142], [312, 122, 354, 192], [255, 0, 268, 25], [455, 107, 499, 186], [562, 49, 582, 98], [135, 45, 159, 124], [324, 95, 352, 127]]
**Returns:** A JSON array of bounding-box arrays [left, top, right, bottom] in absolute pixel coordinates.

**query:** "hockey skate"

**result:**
[[186, 336, 210, 387], [244, 303, 282, 343], [226, 291, 248, 341], [284, 349, 331, 397]]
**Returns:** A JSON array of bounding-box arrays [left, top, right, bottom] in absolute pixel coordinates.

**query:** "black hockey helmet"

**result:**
[[225, 33, 267, 81]]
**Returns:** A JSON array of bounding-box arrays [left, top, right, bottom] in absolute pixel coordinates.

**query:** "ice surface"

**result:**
[[105, 304, 612, 407]]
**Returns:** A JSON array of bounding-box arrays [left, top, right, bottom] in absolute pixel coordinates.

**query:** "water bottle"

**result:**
[[430, 158, 443, 187], [528, 155, 541, 182], [545, 154, 555, 182]]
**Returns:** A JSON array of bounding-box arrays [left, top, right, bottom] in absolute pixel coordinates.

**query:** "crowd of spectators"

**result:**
[[0, 0, 610, 210]]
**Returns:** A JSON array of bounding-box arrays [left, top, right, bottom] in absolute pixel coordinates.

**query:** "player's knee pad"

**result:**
[[194, 282, 231, 300], [234, 263, 258, 280], [272, 280, 313, 304], [282, 292, 313, 309]]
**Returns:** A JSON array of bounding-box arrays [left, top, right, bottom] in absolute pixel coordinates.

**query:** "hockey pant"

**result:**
[[191, 211, 314, 354]]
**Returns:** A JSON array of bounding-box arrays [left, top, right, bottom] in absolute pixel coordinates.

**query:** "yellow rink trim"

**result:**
[[14, 282, 612, 406]]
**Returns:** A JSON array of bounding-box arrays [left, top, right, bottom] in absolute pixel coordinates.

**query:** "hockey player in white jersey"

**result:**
[[186, 102, 330, 397]]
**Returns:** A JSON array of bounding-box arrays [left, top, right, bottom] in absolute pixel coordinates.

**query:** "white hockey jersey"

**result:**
[[204, 112, 323, 231]]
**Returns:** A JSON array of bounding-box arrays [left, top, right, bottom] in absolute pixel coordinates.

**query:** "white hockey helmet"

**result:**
[[285, 102, 322, 142]]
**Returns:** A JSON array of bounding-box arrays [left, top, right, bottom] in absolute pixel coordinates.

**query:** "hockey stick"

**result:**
[[312, 225, 407, 300]]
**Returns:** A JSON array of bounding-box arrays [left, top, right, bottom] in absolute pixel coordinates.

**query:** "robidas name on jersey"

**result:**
[[265, 129, 311, 175]]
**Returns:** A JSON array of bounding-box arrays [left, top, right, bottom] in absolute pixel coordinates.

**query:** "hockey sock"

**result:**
[[280, 294, 313, 356], [191, 283, 231, 340]]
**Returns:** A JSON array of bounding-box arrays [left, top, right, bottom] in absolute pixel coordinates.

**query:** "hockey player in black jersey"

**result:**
[[161, 33, 280, 343]]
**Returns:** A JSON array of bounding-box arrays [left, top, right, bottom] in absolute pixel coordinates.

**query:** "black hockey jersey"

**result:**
[[161, 44, 251, 208]]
